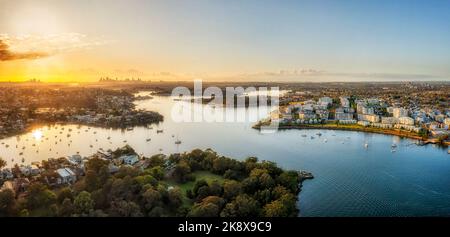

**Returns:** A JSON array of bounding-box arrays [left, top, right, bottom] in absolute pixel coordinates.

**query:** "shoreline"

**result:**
[[253, 123, 450, 146]]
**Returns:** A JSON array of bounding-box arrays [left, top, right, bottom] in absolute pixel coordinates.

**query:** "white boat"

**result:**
[[175, 135, 181, 144], [391, 143, 397, 148], [324, 139, 328, 143], [364, 143, 369, 149]]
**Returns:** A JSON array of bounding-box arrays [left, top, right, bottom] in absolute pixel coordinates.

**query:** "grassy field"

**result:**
[[163, 171, 225, 207]]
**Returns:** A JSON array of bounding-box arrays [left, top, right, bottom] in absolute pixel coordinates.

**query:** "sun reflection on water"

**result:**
[[32, 129, 43, 140]]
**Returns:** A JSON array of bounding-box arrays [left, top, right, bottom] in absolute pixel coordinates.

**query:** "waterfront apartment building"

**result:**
[[357, 103, 375, 115], [358, 114, 380, 123], [381, 116, 397, 124], [335, 107, 354, 121], [398, 117, 415, 126], [318, 97, 333, 107], [393, 107, 408, 118], [298, 111, 316, 120]]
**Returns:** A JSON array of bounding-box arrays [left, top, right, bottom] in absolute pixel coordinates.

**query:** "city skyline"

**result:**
[[0, 0, 450, 82]]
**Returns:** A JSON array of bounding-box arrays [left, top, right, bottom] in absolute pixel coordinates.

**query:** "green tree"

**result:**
[[0, 189, 16, 216], [142, 188, 162, 211], [193, 179, 208, 196], [276, 171, 300, 193], [168, 187, 183, 209], [26, 183, 57, 210], [148, 154, 166, 168], [263, 200, 286, 217], [148, 206, 165, 217], [74, 191, 94, 215], [84, 170, 100, 192], [58, 198, 74, 217], [220, 194, 260, 217], [188, 202, 220, 217], [208, 181, 223, 196], [134, 175, 157, 187], [109, 200, 143, 217], [223, 180, 241, 200], [57, 187, 74, 204], [147, 166, 165, 180], [172, 161, 191, 183]]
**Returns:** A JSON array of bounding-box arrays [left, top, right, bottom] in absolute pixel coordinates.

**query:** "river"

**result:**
[[0, 92, 449, 216]]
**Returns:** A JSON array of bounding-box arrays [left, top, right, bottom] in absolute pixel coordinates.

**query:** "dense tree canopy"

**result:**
[[1, 148, 305, 217]]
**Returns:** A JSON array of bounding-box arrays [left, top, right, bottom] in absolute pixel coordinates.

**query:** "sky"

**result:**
[[0, 0, 449, 82]]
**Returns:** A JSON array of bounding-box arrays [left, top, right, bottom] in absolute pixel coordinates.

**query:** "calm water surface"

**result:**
[[0, 93, 449, 216]]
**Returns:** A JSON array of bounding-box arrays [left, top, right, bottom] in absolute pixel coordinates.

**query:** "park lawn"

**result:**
[[162, 170, 225, 207]]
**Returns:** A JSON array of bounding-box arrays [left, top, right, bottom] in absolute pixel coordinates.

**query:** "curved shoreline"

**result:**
[[253, 123, 449, 146]]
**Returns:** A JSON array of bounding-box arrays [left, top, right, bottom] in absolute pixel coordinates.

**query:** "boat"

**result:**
[[391, 149, 396, 153], [391, 143, 397, 148], [316, 132, 322, 136], [21, 158, 25, 163], [310, 136, 315, 139], [301, 134, 307, 137], [175, 135, 182, 144], [364, 143, 369, 149], [324, 139, 328, 143], [107, 136, 111, 140], [126, 127, 133, 131], [157, 129, 163, 133], [448, 149, 450, 154], [146, 138, 151, 142], [19, 152, 23, 155]]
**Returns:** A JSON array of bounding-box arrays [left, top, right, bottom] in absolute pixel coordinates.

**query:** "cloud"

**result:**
[[0, 33, 110, 61], [0, 39, 48, 61], [233, 69, 444, 82]]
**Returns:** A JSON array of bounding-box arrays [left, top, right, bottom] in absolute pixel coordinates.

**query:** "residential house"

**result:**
[[56, 168, 77, 184]]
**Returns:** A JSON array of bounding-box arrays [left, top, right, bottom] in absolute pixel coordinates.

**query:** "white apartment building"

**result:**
[[398, 117, 414, 125], [393, 108, 408, 118]]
